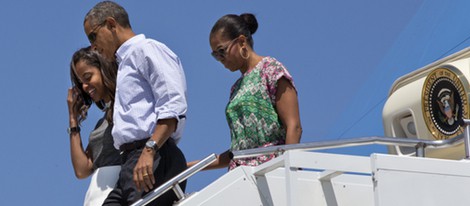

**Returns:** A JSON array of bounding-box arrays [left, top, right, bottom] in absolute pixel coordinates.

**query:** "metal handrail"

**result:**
[[233, 119, 470, 159], [131, 153, 217, 206]]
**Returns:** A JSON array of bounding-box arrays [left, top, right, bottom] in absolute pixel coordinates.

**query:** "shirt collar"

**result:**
[[115, 34, 146, 64]]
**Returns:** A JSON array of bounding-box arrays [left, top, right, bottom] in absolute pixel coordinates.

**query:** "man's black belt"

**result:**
[[118, 115, 185, 152], [119, 138, 149, 152]]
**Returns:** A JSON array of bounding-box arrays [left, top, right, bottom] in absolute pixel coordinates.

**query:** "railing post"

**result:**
[[172, 184, 185, 200], [415, 142, 425, 157], [464, 119, 470, 159]]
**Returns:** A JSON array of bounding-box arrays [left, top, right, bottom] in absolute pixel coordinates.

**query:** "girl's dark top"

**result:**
[[87, 115, 121, 170]]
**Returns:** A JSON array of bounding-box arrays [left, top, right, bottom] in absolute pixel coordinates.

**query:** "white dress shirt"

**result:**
[[112, 34, 187, 149]]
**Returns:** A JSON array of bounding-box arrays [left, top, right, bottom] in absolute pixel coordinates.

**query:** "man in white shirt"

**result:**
[[83, 1, 188, 205]]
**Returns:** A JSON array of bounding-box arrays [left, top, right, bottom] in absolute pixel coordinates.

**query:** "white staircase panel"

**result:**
[[372, 154, 470, 206], [177, 166, 263, 206]]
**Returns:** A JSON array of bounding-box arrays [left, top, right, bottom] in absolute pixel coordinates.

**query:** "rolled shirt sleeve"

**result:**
[[113, 34, 188, 149]]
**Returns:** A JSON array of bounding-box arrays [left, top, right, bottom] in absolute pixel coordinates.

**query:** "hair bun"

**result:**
[[240, 13, 258, 35]]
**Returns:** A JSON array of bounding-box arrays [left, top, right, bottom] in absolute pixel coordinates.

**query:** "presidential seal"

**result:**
[[422, 66, 469, 140]]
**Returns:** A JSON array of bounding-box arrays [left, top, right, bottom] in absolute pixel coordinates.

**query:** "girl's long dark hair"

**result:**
[[70, 47, 117, 123]]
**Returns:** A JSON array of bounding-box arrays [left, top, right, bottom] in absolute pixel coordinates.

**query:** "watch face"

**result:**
[[146, 140, 157, 149], [422, 66, 470, 140]]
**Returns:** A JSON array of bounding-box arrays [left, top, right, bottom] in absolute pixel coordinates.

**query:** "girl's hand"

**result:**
[[67, 87, 83, 126]]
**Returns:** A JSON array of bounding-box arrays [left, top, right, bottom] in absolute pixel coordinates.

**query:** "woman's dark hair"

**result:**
[[70, 46, 117, 123], [210, 13, 258, 48]]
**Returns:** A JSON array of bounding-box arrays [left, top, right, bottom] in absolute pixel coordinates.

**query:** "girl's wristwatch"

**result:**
[[67, 126, 80, 134]]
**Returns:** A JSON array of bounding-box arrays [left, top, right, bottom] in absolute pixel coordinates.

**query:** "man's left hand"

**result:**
[[133, 148, 156, 192]]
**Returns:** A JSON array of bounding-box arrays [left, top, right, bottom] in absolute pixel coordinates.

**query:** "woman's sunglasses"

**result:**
[[211, 37, 240, 61]]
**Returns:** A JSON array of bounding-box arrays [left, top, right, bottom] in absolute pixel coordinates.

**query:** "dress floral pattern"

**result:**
[[226, 56, 295, 170]]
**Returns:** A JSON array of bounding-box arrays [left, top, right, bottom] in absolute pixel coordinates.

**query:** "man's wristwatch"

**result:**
[[145, 140, 159, 152], [67, 126, 80, 134]]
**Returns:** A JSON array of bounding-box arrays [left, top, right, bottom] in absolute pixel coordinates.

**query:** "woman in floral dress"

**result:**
[[189, 13, 302, 170]]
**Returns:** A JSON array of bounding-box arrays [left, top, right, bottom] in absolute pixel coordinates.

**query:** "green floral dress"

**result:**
[[227, 56, 296, 170]]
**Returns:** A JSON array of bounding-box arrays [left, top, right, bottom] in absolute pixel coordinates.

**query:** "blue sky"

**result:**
[[4, 0, 470, 205]]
